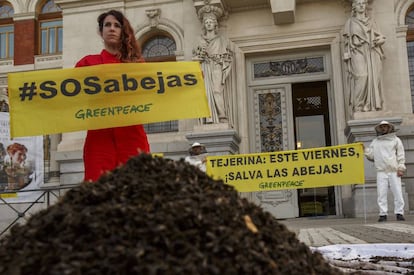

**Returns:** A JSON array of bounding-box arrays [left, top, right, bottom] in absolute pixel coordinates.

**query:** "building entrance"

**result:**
[[247, 51, 336, 219], [292, 81, 336, 216]]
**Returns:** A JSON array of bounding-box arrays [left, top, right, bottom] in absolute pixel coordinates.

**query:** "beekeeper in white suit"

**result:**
[[365, 121, 406, 222], [185, 142, 208, 172]]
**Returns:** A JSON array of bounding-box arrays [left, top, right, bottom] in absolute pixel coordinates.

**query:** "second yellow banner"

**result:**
[[206, 143, 365, 192]]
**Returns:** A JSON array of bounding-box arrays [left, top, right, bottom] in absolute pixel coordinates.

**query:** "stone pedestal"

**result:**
[[55, 150, 84, 185], [351, 182, 409, 218], [186, 123, 241, 156], [55, 131, 86, 185]]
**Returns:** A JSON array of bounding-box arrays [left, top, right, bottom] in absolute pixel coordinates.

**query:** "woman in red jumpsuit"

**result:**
[[75, 10, 150, 181]]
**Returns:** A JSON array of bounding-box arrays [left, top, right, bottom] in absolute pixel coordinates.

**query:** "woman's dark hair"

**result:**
[[98, 10, 144, 63]]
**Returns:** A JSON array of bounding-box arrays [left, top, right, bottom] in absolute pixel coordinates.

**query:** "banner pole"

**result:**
[[363, 183, 367, 223]]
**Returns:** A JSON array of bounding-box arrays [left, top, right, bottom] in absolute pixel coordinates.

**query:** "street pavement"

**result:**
[[279, 214, 414, 247]]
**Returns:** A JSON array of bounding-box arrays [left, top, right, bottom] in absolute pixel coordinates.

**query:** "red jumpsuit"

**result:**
[[75, 49, 150, 181]]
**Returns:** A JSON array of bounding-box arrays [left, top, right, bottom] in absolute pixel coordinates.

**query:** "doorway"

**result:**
[[292, 81, 336, 216]]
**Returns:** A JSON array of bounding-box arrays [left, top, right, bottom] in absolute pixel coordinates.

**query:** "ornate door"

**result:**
[[248, 85, 299, 219]]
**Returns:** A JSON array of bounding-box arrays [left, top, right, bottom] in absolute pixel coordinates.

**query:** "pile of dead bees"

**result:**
[[0, 154, 343, 275]]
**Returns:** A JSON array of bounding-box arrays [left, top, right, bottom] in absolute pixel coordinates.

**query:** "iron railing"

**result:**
[[0, 185, 78, 237]]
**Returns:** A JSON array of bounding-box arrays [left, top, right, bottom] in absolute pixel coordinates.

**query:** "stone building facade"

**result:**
[[1, 0, 414, 222]]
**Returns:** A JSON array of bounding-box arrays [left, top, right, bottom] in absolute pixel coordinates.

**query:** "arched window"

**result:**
[[406, 6, 414, 112], [141, 32, 178, 133], [0, 1, 14, 59], [142, 34, 176, 62], [38, 0, 62, 55]]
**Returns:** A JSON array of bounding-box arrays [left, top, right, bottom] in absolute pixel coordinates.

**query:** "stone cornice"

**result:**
[[54, 0, 123, 9], [198, 0, 344, 14], [230, 26, 342, 52], [345, 117, 403, 142]]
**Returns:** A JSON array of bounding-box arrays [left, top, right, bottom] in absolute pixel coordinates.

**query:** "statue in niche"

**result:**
[[343, 0, 386, 112], [193, 2, 233, 124]]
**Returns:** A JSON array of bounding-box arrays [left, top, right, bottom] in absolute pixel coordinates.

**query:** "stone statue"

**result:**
[[343, 0, 386, 112], [193, 3, 233, 124]]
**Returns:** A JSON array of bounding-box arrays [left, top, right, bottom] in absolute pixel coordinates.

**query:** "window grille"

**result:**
[[253, 57, 324, 79]]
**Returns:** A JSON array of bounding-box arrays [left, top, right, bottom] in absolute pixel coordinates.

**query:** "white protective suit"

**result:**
[[365, 132, 406, 216], [185, 153, 207, 172]]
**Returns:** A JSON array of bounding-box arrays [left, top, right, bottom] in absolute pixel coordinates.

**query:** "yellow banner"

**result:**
[[206, 143, 364, 192], [7, 61, 210, 137]]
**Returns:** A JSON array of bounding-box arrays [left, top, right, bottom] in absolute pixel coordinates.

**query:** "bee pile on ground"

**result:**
[[0, 154, 344, 275]]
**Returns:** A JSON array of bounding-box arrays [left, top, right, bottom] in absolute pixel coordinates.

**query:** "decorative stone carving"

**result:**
[[343, 0, 386, 112], [145, 8, 161, 28]]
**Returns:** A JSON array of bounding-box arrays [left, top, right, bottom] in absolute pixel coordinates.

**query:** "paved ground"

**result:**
[[279, 214, 414, 247]]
